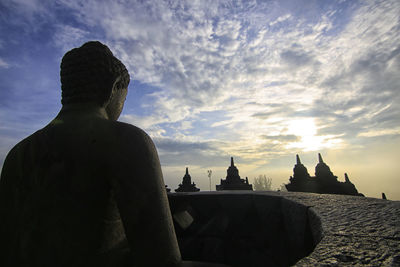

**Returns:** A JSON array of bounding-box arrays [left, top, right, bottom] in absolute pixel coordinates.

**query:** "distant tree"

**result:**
[[278, 183, 288, 192], [253, 175, 272, 191]]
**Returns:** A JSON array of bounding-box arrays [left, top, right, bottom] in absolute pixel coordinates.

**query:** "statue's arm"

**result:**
[[0, 146, 22, 263], [110, 125, 181, 266]]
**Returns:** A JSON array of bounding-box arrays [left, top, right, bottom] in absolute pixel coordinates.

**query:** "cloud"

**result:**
[[309, 0, 400, 142], [53, 25, 90, 53], [154, 138, 211, 153], [358, 128, 400, 138], [0, 58, 9, 68], [269, 14, 291, 26], [152, 137, 230, 168], [280, 48, 316, 68], [0, 0, 56, 33], [261, 134, 300, 142]]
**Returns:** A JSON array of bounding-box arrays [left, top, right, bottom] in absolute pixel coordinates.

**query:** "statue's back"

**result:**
[[0, 118, 133, 267]]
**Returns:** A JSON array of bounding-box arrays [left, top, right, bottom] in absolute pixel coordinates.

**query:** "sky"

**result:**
[[0, 0, 399, 200]]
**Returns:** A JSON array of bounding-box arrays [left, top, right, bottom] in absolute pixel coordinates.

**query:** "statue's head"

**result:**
[[60, 41, 130, 120]]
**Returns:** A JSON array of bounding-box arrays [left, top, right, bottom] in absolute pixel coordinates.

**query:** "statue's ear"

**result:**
[[112, 75, 122, 92], [104, 75, 121, 106]]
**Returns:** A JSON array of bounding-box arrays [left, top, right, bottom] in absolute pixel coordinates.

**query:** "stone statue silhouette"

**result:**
[[0, 42, 227, 267]]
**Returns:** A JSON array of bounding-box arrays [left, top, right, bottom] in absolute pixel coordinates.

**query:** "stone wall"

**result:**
[[168, 192, 322, 266]]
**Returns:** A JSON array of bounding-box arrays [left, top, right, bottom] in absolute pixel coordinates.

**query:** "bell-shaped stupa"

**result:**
[[216, 157, 253, 191], [175, 167, 200, 192]]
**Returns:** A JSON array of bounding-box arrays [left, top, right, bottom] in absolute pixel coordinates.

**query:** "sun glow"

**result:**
[[285, 118, 342, 151]]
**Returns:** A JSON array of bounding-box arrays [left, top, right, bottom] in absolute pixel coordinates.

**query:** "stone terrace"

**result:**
[[278, 191, 400, 266]]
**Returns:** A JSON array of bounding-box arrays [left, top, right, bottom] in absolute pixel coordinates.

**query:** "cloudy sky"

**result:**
[[1, 0, 399, 199]]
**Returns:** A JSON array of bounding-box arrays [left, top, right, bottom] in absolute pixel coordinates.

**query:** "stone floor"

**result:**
[[273, 191, 400, 266]]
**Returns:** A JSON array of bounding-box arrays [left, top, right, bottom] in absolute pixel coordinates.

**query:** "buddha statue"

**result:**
[[0, 41, 227, 267]]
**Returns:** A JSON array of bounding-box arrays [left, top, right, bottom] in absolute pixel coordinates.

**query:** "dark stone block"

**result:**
[[173, 210, 195, 230]]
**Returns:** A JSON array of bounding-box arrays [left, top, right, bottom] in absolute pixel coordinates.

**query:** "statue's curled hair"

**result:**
[[60, 41, 130, 105]]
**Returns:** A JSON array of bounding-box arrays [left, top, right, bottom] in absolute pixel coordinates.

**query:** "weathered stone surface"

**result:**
[[270, 191, 400, 266]]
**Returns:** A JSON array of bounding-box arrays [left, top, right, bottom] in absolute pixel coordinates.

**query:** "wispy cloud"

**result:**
[[53, 25, 90, 53], [0, 58, 9, 68], [108, 0, 400, 166]]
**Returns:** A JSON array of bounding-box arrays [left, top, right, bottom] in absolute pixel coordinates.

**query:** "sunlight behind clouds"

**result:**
[[284, 119, 342, 152]]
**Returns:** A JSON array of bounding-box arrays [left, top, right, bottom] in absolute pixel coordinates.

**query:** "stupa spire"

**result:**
[[345, 173, 350, 183], [318, 153, 324, 163], [296, 154, 301, 165], [231, 157, 234, 167], [185, 167, 189, 175]]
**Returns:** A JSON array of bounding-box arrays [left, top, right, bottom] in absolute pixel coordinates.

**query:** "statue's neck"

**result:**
[[57, 103, 110, 120]]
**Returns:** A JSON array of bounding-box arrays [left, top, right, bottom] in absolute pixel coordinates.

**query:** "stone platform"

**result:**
[[168, 191, 400, 266], [278, 192, 400, 266]]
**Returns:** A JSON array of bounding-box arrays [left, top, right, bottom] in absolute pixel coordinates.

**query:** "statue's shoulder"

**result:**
[[1, 129, 45, 178], [101, 121, 160, 170], [106, 120, 156, 150], [110, 120, 151, 139], [5, 129, 43, 158]]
